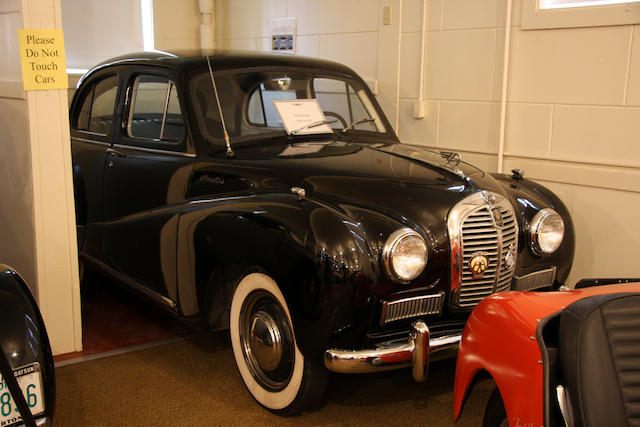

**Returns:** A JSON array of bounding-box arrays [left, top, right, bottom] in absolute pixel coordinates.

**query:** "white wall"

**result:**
[[502, 0, 640, 284], [214, 0, 381, 81], [398, 0, 506, 171]]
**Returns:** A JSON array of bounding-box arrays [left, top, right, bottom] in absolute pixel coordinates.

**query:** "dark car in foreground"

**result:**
[[0, 265, 55, 426], [70, 50, 574, 413]]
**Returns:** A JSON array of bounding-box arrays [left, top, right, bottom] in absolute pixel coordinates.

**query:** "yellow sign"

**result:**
[[18, 29, 68, 91]]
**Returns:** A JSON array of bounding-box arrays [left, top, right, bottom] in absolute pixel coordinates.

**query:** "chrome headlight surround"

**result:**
[[530, 208, 564, 255], [382, 228, 428, 283]]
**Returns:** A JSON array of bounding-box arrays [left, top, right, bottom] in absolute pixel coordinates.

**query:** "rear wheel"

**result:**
[[483, 387, 508, 427], [229, 272, 327, 414]]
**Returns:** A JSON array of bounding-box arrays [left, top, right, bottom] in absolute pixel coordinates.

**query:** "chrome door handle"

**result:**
[[107, 147, 127, 158]]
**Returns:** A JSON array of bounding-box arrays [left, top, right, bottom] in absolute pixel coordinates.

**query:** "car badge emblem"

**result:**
[[491, 207, 503, 228], [504, 246, 515, 270], [469, 252, 489, 278], [480, 191, 496, 205]]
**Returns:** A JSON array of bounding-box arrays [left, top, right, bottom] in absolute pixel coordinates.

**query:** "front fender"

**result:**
[[492, 173, 575, 285], [453, 292, 545, 426], [177, 193, 377, 358]]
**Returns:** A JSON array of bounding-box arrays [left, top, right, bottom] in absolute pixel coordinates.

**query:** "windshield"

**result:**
[[190, 69, 389, 144]]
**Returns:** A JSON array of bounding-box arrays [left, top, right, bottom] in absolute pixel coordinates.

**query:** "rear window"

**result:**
[[75, 75, 118, 135]]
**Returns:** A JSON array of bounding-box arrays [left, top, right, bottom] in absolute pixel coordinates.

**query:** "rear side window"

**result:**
[[75, 76, 118, 135], [128, 75, 184, 142]]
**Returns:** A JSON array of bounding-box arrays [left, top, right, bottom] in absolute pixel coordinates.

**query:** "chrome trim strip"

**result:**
[[76, 129, 108, 137], [112, 143, 196, 158], [71, 137, 110, 147], [36, 417, 51, 426], [80, 254, 178, 312], [380, 292, 444, 325], [324, 321, 462, 382], [159, 82, 172, 139], [514, 267, 557, 291]]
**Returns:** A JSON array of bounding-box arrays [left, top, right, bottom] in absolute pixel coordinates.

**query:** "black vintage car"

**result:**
[[70, 51, 574, 414]]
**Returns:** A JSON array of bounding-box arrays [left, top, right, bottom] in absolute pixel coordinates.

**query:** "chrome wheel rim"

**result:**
[[239, 290, 295, 391]]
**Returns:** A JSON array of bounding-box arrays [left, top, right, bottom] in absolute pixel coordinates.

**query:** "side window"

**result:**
[[128, 75, 185, 142], [313, 78, 375, 131], [75, 75, 118, 135]]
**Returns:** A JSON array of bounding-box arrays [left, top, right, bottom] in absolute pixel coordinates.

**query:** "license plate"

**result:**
[[0, 363, 44, 427]]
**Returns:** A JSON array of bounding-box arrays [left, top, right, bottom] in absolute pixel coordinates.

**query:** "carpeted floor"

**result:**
[[54, 332, 492, 426], [55, 275, 194, 363]]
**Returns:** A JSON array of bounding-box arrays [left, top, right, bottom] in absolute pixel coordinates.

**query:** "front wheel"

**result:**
[[483, 387, 508, 427], [229, 272, 328, 415]]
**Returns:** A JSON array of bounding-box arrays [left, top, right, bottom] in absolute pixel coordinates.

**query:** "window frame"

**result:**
[[522, 0, 640, 29], [71, 73, 119, 142], [119, 69, 188, 153]]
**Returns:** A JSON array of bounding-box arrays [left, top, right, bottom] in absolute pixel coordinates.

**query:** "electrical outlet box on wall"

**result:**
[[271, 17, 296, 54], [413, 100, 427, 119]]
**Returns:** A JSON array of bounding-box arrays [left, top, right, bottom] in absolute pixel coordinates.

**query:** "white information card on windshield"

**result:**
[[272, 99, 333, 135]]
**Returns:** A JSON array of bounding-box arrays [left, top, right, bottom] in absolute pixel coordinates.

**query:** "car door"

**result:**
[[70, 71, 120, 260], [101, 69, 196, 309]]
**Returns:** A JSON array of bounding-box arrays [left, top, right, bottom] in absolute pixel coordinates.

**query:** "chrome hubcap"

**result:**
[[239, 290, 295, 391], [249, 310, 282, 371]]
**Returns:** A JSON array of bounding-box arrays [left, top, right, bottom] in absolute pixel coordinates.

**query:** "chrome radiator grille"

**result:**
[[448, 192, 519, 309], [380, 292, 444, 325]]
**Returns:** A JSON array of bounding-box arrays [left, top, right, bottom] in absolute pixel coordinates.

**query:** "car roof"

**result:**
[[79, 49, 359, 86]]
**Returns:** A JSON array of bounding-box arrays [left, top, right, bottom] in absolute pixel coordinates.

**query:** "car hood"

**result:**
[[206, 139, 509, 230]]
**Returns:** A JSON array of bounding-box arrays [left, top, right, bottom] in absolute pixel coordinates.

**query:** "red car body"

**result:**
[[453, 283, 640, 426]]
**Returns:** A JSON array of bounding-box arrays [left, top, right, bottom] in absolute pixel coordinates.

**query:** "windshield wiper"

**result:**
[[290, 119, 337, 135], [342, 117, 375, 132]]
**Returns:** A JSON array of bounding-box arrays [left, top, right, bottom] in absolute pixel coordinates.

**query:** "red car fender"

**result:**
[[453, 283, 640, 425]]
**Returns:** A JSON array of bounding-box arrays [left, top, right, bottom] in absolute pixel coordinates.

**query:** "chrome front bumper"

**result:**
[[323, 321, 461, 382]]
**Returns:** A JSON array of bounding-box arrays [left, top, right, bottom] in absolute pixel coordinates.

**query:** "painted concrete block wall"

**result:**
[[398, 0, 506, 173], [503, 0, 640, 284], [214, 0, 381, 82]]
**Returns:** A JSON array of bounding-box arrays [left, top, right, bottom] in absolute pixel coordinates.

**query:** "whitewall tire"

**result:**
[[229, 272, 327, 414]]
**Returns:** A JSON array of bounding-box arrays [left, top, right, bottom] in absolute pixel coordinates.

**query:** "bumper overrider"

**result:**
[[323, 321, 461, 381]]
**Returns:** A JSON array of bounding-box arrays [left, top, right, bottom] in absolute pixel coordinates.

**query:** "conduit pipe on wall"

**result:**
[[200, 0, 215, 50], [497, 0, 513, 173], [415, 0, 428, 119]]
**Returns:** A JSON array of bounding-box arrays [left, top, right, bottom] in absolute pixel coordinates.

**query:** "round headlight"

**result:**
[[382, 228, 427, 282], [530, 208, 564, 255]]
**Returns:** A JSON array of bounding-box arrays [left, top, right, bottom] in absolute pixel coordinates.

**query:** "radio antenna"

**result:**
[[206, 55, 234, 158]]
